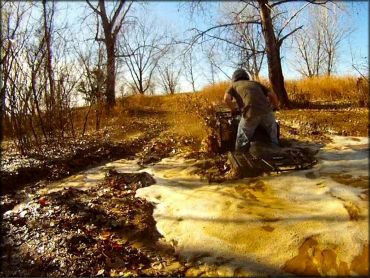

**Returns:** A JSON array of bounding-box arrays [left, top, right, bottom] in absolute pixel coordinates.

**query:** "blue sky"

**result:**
[[149, 1, 369, 81], [52, 1, 368, 92], [344, 1, 369, 65]]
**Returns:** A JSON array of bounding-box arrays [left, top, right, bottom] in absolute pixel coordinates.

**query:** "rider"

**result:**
[[223, 69, 280, 152]]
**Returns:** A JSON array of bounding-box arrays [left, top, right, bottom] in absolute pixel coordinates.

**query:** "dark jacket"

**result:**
[[226, 75, 272, 119]]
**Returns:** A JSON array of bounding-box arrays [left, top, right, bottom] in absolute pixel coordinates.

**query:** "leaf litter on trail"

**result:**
[[1, 170, 187, 277]]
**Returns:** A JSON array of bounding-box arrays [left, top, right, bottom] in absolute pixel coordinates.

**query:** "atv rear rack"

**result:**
[[228, 149, 317, 178], [215, 105, 317, 177]]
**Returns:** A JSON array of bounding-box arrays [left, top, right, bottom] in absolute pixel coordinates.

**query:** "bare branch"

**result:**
[[202, 33, 265, 54], [278, 25, 303, 46], [277, 2, 310, 39], [271, 0, 330, 8], [113, 2, 133, 36], [86, 0, 102, 16], [304, 0, 330, 5], [191, 19, 261, 42], [111, 0, 125, 24], [270, 0, 295, 8], [94, 13, 105, 42]]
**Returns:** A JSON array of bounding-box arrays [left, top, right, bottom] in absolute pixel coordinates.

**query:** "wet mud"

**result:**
[[0, 170, 187, 277]]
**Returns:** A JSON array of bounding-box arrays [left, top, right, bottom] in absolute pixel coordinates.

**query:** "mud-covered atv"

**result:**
[[215, 106, 317, 178]]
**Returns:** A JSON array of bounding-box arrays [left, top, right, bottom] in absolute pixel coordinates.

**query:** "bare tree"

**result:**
[[206, 45, 232, 82], [25, 34, 48, 142], [206, 48, 216, 85], [86, 0, 133, 108], [158, 62, 181, 95], [183, 49, 197, 92], [53, 29, 81, 139], [1, 1, 32, 135], [257, 0, 293, 107], [350, 43, 368, 80], [234, 22, 265, 80], [294, 3, 349, 77], [320, 4, 350, 76], [40, 0, 61, 138], [220, 3, 265, 80], [1, 1, 83, 151], [37, 1, 80, 141], [42, 0, 56, 114], [188, 0, 331, 108], [1, 1, 38, 151], [294, 21, 325, 77], [121, 19, 167, 94]]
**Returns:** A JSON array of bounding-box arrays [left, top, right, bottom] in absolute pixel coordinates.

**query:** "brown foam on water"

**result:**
[[343, 202, 361, 221], [329, 173, 368, 189], [283, 238, 368, 276], [136, 136, 368, 276], [283, 237, 321, 275], [350, 245, 369, 276], [261, 225, 275, 232]]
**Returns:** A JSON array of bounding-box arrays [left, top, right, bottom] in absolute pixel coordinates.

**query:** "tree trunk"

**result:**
[[42, 0, 56, 110], [68, 108, 76, 138], [105, 38, 116, 108], [95, 102, 102, 131], [258, 0, 290, 108], [82, 102, 92, 136], [31, 72, 48, 141], [188, 52, 196, 93], [87, 0, 133, 109]]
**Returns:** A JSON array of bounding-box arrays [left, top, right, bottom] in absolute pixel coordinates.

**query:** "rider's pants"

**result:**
[[235, 112, 279, 153]]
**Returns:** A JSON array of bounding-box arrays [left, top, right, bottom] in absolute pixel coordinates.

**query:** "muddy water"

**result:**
[[31, 136, 368, 276], [136, 136, 369, 276]]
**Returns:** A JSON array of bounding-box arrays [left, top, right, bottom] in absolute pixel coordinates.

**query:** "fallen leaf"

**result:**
[[99, 230, 112, 241], [38, 198, 49, 206]]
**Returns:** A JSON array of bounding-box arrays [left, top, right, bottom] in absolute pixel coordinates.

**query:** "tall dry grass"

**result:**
[[285, 75, 368, 107], [6, 75, 364, 144], [115, 93, 209, 143], [198, 75, 368, 108], [200, 81, 230, 104]]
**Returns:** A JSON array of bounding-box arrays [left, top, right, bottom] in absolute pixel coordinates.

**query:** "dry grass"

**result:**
[[285, 75, 368, 107], [115, 93, 209, 143], [197, 75, 368, 108], [90, 75, 368, 142], [200, 82, 229, 104]]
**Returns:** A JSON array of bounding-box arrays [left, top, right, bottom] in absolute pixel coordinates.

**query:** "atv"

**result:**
[[215, 105, 317, 178]]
